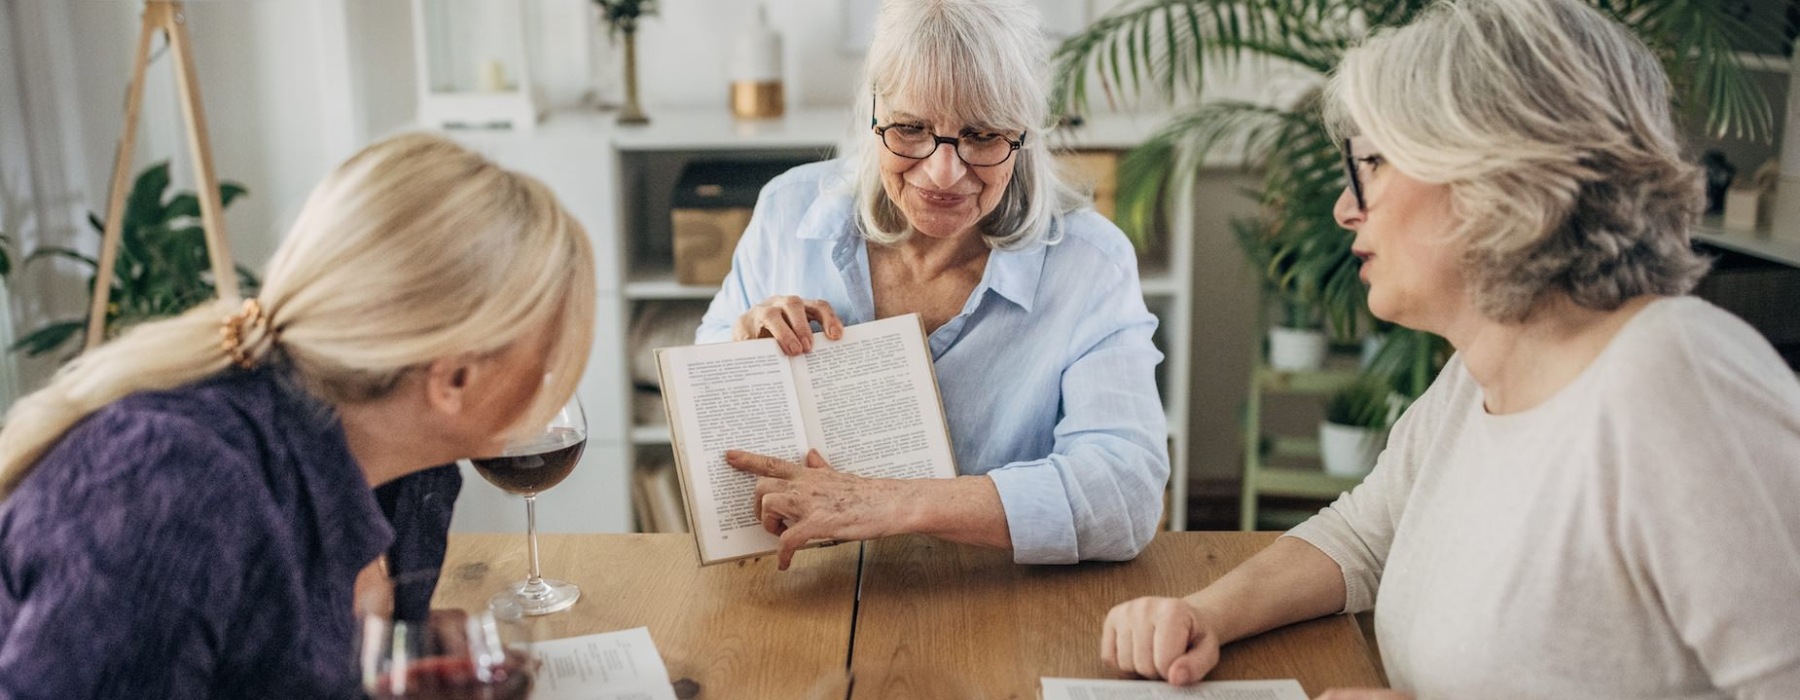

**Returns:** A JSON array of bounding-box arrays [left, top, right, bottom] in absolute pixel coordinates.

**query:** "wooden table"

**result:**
[[850, 532, 1384, 699], [433, 534, 861, 699], [435, 532, 1382, 699]]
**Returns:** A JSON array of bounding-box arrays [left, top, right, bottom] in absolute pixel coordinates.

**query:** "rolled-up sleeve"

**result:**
[[987, 269, 1169, 564]]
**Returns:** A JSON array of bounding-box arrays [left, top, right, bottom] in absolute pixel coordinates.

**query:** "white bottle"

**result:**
[[729, 3, 784, 119]]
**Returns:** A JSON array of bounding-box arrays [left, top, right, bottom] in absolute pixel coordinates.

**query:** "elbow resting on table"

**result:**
[[1074, 443, 1169, 563]]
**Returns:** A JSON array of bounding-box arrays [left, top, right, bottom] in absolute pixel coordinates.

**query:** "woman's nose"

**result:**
[[1333, 187, 1364, 230], [920, 142, 966, 187]]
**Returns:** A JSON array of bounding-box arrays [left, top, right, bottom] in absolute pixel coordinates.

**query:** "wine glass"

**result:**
[[360, 601, 534, 700], [470, 395, 587, 616]]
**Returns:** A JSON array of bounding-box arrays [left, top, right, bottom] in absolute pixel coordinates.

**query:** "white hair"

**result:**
[[1324, 0, 1708, 322], [0, 133, 597, 494], [852, 0, 1085, 250]]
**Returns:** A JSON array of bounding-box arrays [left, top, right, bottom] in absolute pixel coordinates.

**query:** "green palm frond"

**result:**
[[1055, 0, 1777, 393], [1610, 0, 1781, 140], [1051, 0, 1350, 117], [1114, 100, 1300, 241]]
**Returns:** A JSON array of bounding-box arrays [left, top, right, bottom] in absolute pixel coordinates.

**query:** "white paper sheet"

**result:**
[[1041, 677, 1309, 700], [531, 627, 678, 700]]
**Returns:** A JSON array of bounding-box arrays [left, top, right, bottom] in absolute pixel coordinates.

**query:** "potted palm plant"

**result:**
[[1053, 0, 1775, 394]]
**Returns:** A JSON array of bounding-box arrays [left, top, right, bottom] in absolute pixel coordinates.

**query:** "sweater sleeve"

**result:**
[[0, 412, 259, 700], [1285, 360, 1460, 614], [1612, 315, 1800, 697], [374, 463, 463, 621]]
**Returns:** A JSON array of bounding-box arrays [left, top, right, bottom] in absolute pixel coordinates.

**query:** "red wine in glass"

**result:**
[[471, 396, 587, 616], [471, 427, 585, 495], [361, 605, 534, 700], [368, 654, 533, 700]]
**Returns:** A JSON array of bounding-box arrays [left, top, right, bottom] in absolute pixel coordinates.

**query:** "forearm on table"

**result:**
[[1184, 536, 1348, 644], [894, 475, 1012, 550]]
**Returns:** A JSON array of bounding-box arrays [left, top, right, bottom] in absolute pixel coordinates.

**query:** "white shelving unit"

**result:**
[[444, 107, 1198, 533]]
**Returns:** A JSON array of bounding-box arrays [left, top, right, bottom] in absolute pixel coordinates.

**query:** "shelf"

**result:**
[[631, 424, 672, 445], [1254, 363, 1363, 395], [625, 272, 722, 301], [1695, 216, 1800, 270], [1251, 507, 1321, 531], [1267, 436, 1321, 460], [609, 108, 847, 152], [1254, 466, 1364, 500], [1140, 273, 1178, 298]]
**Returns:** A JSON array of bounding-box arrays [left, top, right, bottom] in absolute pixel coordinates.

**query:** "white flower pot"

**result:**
[[1360, 333, 1386, 369], [1319, 421, 1382, 477], [1268, 327, 1328, 371]]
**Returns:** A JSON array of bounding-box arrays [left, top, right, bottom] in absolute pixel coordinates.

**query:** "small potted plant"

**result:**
[[12, 161, 256, 359], [1319, 378, 1393, 477], [592, 0, 657, 125], [1235, 219, 1330, 371], [1267, 295, 1328, 371]]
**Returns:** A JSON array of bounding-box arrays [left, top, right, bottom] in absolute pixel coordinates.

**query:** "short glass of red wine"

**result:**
[[360, 600, 534, 700], [470, 395, 587, 616]]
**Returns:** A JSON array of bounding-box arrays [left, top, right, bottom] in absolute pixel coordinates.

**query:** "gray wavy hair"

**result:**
[[1324, 0, 1709, 322], [852, 0, 1084, 250]]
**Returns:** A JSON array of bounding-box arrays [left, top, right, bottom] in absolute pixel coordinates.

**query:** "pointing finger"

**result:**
[[726, 451, 801, 479]]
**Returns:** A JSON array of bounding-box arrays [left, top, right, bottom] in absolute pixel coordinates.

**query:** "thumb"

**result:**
[[1165, 644, 1219, 686]]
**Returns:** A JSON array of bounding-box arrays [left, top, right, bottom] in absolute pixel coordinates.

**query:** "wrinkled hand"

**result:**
[[1313, 690, 1412, 700], [733, 296, 844, 355], [1101, 596, 1223, 686], [726, 449, 902, 570]]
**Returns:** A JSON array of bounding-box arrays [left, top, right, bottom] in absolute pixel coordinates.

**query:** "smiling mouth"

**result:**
[[915, 189, 970, 206]]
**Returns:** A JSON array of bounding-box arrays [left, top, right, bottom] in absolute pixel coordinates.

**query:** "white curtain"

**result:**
[[0, 0, 102, 404]]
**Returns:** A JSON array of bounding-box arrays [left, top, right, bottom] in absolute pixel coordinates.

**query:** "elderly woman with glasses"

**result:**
[[1098, 0, 1800, 697], [696, 0, 1168, 569]]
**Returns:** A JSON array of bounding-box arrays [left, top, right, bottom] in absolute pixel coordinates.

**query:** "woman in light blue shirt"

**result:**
[[697, 0, 1169, 568]]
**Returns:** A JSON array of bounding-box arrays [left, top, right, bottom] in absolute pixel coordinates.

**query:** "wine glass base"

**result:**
[[491, 578, 580, 616]]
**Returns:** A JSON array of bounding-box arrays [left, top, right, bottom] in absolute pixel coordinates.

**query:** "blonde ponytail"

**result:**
[[0, 133, 596, 496]]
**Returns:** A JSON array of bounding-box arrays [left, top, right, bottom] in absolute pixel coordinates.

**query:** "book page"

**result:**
[[656, 339, 804, 563], [532, 627, 677, 700], [1040, 678, 1308, 700], [792, 314, 957, 480]]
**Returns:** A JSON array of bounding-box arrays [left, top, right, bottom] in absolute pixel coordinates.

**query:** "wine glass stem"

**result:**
[[524, 494, 546, 594]]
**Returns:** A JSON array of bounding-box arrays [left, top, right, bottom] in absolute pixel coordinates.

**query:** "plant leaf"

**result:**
[[9, 320, 84, 358]]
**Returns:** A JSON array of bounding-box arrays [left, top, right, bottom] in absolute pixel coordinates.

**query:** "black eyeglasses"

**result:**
[[1342, 138, 1383, 211], [870, 94, 1026, 168]]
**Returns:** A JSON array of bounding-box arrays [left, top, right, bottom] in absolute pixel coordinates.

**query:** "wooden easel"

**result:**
[[87, 0, 238, 351]]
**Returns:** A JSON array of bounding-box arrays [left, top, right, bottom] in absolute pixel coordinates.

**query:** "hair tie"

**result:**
[[218, 298, 278, 369]]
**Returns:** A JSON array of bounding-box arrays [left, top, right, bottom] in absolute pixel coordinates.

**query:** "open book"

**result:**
[[1041, 678, 1308, 700], [655, 314, 958, 565]]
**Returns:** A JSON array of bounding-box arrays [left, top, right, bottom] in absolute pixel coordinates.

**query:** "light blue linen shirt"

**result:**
[[696, 159, 1170, 564]]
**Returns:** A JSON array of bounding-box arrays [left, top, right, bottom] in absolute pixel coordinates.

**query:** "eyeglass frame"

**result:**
[[1341, 138, 1381, 212], [869, 94, 1027, 168]]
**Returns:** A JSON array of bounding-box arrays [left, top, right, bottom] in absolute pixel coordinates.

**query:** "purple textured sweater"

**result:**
[[0, 366, 460, 699]]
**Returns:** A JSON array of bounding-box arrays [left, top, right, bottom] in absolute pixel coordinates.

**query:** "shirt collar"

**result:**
[[982, 237, 1047, 313], [806, 190, 1051, 314]]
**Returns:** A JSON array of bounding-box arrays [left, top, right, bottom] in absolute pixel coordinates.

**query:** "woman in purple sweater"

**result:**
[[0, 133, 596, 698]]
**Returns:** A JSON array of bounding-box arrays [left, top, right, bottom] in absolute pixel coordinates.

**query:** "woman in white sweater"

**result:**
[[1099, 0, 1800, 698]]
